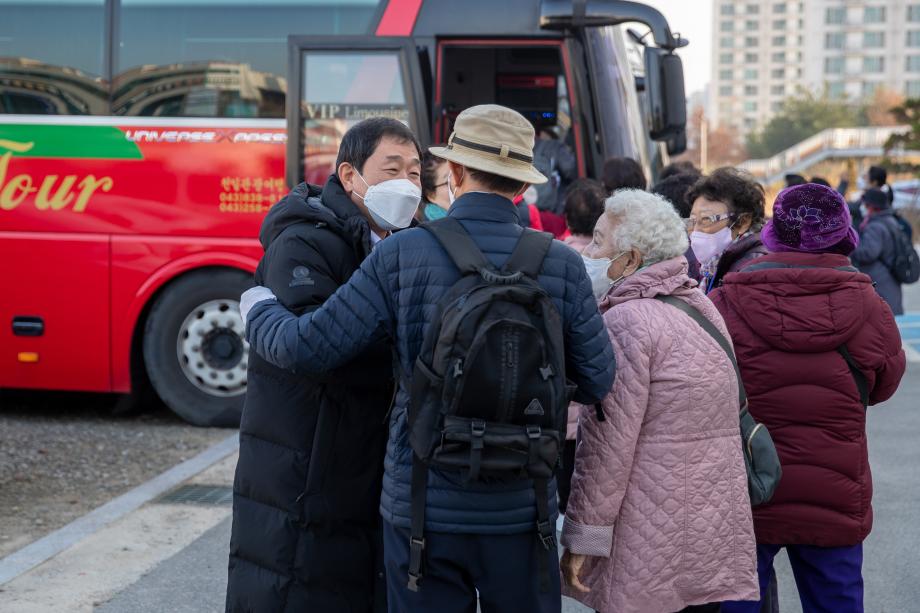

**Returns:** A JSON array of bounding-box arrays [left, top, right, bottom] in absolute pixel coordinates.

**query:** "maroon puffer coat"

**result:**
[[710, 251, 906, 547]]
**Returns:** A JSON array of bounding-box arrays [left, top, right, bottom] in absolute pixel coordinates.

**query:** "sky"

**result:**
[[641, 0, 713, 96]]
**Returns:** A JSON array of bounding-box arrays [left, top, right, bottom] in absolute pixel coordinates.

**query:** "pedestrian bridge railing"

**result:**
[[739, 126, 916, 185]]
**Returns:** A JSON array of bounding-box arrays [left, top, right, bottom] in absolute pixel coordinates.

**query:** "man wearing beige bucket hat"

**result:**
[[240, 104, 615, 612]]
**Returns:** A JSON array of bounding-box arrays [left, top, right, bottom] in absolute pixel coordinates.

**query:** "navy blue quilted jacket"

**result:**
[[246, 192, 615, 534]]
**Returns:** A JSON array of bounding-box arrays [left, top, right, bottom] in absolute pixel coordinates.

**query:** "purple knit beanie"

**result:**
[[761, 183, 859, 255]]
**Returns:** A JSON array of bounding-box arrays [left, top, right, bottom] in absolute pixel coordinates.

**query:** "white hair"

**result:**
[[604, 189, 689, 265]]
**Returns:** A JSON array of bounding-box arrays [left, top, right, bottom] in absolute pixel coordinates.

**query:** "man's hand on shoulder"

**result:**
[[240, 286, 277, 325]]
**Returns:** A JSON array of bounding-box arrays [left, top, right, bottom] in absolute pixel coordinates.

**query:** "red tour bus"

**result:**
[[1, 0, 687, 426]]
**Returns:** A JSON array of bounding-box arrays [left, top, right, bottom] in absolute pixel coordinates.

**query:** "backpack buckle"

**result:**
[[526, 424, 542, 439], [407, 536, 426, 592], [471, 420, 486, 439], [536, 520, 556, 550]]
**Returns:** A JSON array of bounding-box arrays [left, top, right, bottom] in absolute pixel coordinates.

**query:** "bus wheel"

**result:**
[[143, 269, 253, 427]]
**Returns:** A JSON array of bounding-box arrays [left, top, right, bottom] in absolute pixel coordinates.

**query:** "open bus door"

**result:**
[[540, 0, 688, 175], [285, 37, 430, 188]]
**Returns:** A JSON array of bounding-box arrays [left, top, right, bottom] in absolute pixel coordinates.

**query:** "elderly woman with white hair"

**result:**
[[560, 190, 759, 613]]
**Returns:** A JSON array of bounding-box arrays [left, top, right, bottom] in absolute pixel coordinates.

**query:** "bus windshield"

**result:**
[[585, 25, 653, 173]]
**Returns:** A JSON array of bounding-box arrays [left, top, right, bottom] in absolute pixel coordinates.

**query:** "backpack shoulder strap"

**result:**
[[653, 295, 747, 411], [502, 229, 554, 278], [837, 344, 869, 408], [422, 217, 492, 276]]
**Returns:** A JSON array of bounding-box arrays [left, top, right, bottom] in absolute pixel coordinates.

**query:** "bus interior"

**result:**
[[436, 43, 573, 152]]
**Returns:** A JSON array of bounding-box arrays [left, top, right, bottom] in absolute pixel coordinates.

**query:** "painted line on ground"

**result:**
[[0, 433, 239, 586], [904, 342, 920, 363]]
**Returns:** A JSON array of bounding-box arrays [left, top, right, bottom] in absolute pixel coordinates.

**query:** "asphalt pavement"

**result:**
[[92, 366, 919, 612]]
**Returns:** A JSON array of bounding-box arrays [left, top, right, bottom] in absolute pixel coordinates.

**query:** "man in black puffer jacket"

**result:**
[[226, 118, 422, 612]]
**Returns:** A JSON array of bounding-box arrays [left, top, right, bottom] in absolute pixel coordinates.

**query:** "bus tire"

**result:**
[[142, 268, 253, 427]]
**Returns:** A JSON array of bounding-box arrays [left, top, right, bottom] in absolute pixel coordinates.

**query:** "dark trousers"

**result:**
[[556, 439, 577, 514], [676, 605, 721, 613], [382, 520, 561, 613], [722, 543, 864, 613]]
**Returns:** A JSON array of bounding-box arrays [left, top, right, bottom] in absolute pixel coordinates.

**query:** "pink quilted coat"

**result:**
[[561, 257, 759, 613]]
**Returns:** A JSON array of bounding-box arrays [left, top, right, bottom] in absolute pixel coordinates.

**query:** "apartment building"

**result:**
[[711, 0, 920, 136], [710, 1, 807, 135], [804, 1, 920, 100]]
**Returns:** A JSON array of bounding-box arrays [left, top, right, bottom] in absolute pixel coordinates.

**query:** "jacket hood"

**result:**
[[259, 174, 368, 249], [598, 256, 697, 312], [717, 252, 875, 352]]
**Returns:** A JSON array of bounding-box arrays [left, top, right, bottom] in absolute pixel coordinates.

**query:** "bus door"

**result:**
[[285, 37, 430, 188], [539, 0, 688, 178], [434, 38, 587, 179]]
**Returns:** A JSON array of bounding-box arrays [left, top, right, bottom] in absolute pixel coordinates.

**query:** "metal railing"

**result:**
[[739, 125, 914, 184]]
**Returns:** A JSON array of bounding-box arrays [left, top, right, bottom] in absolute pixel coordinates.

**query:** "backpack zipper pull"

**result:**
[[452, 359, 464, 378]]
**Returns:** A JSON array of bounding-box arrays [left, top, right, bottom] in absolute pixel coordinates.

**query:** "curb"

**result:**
[[0, 433, 239, 586]]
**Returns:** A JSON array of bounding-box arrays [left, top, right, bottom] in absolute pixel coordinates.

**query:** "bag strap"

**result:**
[[533, 476, 555, 592], [837, 344, 869, 408], [406, 455, 429, 592], [653, 295, 747, 411], [502, 229, 554, 278], [422, 217, 492, 276], [742, 262, 859, 274]]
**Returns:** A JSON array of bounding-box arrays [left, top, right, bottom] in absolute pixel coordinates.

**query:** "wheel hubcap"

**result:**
[[177, 299, 248, 397]]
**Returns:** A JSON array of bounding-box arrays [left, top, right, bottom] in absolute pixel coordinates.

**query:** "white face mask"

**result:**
[[447, 169, 462, 205], [690, 227, 733, 265], [355, 173, 421, 231], [582, 252, 627, 300]]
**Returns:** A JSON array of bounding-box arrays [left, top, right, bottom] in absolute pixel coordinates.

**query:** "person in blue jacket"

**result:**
[[239, 104, 615, 613]]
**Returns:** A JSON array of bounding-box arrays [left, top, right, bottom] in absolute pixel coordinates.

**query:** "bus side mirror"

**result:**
[[645, 47, 686, 142], [667, 132, 687, 156]]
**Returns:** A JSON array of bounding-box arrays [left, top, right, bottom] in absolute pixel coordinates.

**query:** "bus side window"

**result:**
[[297, 51, 413, 185], [0, 0, 107, 115], [113, 1, 382, 118]]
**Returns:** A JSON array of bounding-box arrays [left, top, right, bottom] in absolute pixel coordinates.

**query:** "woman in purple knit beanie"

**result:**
[[762, 183, 858, 255], [714, 183, 905, 613]]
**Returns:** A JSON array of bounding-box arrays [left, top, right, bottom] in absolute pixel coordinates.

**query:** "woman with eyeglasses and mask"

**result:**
[[561, 189, 758, 613], [416, 149, 451, 221], [685, 168, 768, 293]]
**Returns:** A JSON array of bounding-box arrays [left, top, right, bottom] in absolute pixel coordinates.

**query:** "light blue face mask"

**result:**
[[424, 202, 448, 220]]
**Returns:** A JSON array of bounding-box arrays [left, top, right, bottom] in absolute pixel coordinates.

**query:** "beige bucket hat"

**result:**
[[429, 104, 548, 185]]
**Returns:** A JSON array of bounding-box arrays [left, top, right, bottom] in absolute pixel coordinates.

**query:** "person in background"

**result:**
[[784, 173, 807, 188], [866, 165, 895, 207], [659, 160, 700, 182], [653, 172, 701, 219], [686, 168, 767, 292], [532, 125, 577, 223], [514, 185, 546, 231], [851, 188, 906, 315], [227, 118, 423, 613], [714, 184, 906, 613], [810, 176, 831, 188], [417, 149, 451, 222], [561, 189, 758, 613], [601, 156, 646, 194], [556, 177, 608, 517], [561, 178, 607, 253], [652, 171, 703, 280]]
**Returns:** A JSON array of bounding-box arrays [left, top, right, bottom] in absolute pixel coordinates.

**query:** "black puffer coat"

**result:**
[[226, 175, 393, 612]]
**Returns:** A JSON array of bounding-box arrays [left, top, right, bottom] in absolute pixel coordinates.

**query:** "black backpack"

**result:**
[[406, 217, 569, 592], [880, 215, 920, 284]]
